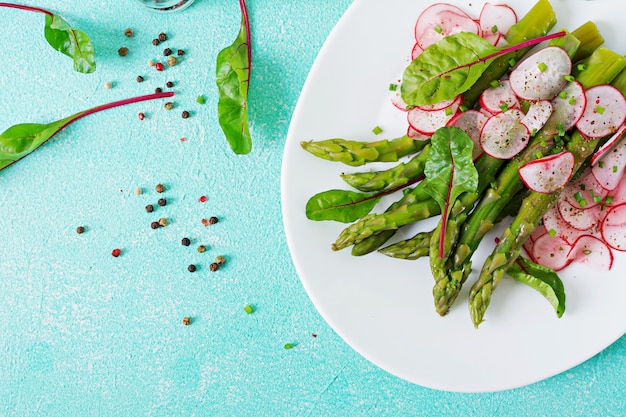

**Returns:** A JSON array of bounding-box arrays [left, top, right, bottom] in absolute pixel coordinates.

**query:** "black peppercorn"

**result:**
[[177, 49, 185, 56], [151, 221, 160, 229], [209, 263, 219, 272], [163, 48, 172, 56], [166, 81, 174, 88], [181, 237, 191, 246], [136, 75, 144, 83], [187, 264, 196, 273], [152, 38, 160, 46], [182, 317, 191, 325], [208, 216, 218, 225], [158, 32, 167, 42], [124, 28, 134, 37], [157, 198, 167, 207], [155, 87, 163, 93], [155, 183, 165, 193], [145, 204, 154, 213], [118, 47, 129, 57], [181, 110, 190, 119], [76, 226, 85, 234]]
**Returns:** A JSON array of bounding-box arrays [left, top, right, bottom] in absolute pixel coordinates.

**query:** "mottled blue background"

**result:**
[[0, 1, 624, 416]]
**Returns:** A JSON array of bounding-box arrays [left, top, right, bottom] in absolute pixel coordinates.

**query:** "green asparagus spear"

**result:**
[[469, 63, 626, 327], [379, 230, 433, 260], [341, 144, 430, 192], [300, 134, 427, 166]]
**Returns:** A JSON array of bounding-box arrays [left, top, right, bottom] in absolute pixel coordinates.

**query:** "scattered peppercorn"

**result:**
[[135, 187, 143, 195], [158, 217, 168, 227], [138, 112, 145, 120], [157, 198, 167, 207], [152, 38, 160, 46], [180, 137, 187, 142], [163, 48, 172, 56], [148, 59, 155, 67], [197, 245, 206, 253], [76, 226, 85, 234], [166, 81, 174, 88], [155, 183, 165, 193], [117, 47, 129, 57], [187, 264, 197, 273], [198, 195, 207, 203], [208, 216, 218, 225], [151, 221, 160, 230], [155, 62, 164, 71], [215, 256, 226, 265], [177, 49, 185, 56], [164, 102, 174, 110], [312, 333, 317, 338], [124, 28, 134, 37], [136, 75, 144, 83], [111, 248, 122, 257], [166, 56, 178, 67], [209, 262, 219, 272], [104, 81, 112, 89], [181, 110, 190, 119], [182, 317, 191, 325], [181, 237, 191, 246], [145, 204, 154, 213], [158, 32, 167, 41], [155, 87, 163, 93]]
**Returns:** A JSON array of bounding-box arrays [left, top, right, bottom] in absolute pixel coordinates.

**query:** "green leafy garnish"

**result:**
[[508, 257, 566, 317], [216, 0, 252, 154], [305, 189, 381, 223], [423, 127, 478, 258]]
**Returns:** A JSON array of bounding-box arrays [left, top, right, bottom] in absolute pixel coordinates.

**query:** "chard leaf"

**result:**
[[423, 127, 478, 258], [0, 119, 70, 170], [306, 189, 381, 223], [508, 256, 566, 317], [402, 32, 498, 106], [216, 0, 252, 155], [44, 13, 96, 74]]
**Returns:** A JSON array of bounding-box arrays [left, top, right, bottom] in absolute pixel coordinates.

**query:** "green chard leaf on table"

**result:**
[[422, 126, 478, 258], [216, 0, 252, 155], [0, 2, 96, 74], [306, 189, 381, 223]]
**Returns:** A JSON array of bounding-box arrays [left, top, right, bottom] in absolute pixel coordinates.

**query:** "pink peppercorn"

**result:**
[[138, 112, 145, 120], [198, 195, 207, 203], [155, 62, 164, 71], [111, 248, 121, 257]]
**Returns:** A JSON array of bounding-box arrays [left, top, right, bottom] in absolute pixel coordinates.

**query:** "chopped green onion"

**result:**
[[535, 151, 543, 159], [372, 126, 383, 135], [599, 161, 605, 168], [531, 128, 538, 137], [445, 107, 453, 116], [491, 25, 498, 33], [434, 25, 443, 34], [613, 165, 618, 173], [499, 102, 509, 112], [574, 191, 588, 208], [577, 63, 587, 71], [558, 90, 568, 99], [569, 97, 577, 106], [593, 195, 603, 203], [549, 229, 557, 237], [489, 80, 499, 88], [606, 196, 614, 204], [196, 95, 206, 104], [508, 58, 517, 67], [538, 62, 548, 72], [388, 83, 398, 91], [595, 105, 605, 115], [283, 343, 295, 349], [244, 304, 254, 314], [459, 105, 468, 112], [580, 184, 586, 190], [564, 75, 575, 82], [583, 249, 593, 255], [557, 123, 566, 136]]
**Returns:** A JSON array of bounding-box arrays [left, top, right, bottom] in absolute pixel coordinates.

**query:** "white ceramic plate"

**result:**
[[282, 0, 626, 392]]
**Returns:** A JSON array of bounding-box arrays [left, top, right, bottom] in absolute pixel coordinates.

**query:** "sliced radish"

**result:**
[[481, 29, 501, 47], [592, 137, 626, 191], [576, 85, 626, 138], [509, 46, 572, 101], [417, 95, 462, 112], [590, 125, 626, 166], [601, 203, 626, 251], [518, 151, 575, 194], [446, 110, 488, 159], [544, 81, 586, 135], [479, 80, 520, 115], [411, 43, 424, 60], [561, 167, 608, 209], [390, 84, 409, 111], [407, 95, 461, 134], [414, 3, 480, 49], [609, 172, 626, 205], [567, 235, 614, 270], [557, 198, 607, 232], [543, 204, 590, 245], [523, 226, 547, 262], [478, 3, 517, 40], [479, 109, 530, 159], [532, 233, 572, 271], [521, 100, 553, 135], [407, 126, 431, 141]]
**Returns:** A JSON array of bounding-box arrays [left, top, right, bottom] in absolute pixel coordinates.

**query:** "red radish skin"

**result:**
[[590, 125, 626, 166], [601, 203, 626, 251], [521, 100, 553, 134], [576, 85, 626, 138], [509, 46, 572, 101], [407, 95, 461, 134], [532, 233, 572, 271], [543, 204, 592, 245], [417, 95, 462, 112], [407, 126, 431, 141], [414, 3, 479, 49], [567, 235, 614, 270], [557, 198, 607, 232], [609, 173, 626, 205], [411, 43, 424, 60], [518, 151, 574, 194], [478, 3, 517, 41], [544, 81, 586, 135], [446, 109, 488, 159], [561, 167, 608, 209], [479, 109, 529, 159], [479, 80, 520, 115], [592, 136, 626, 191]]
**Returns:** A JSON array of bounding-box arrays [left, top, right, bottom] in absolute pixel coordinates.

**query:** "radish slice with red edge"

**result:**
[[390, 82, 409, 111], [609, 172, 626, 205], [518, 151, 574, 194], [521, 100, 553, 135], [543, 204, 592, 245], [601, 203, 626, 251], [590, 125, 626, 166], [479, 109, 529, 159], [544, 81, 586, 136], [411, 43, 424, 60], [561, 167, 608, 209], [576, 85, 626, 138], [479, 80, 519, 115], [567, 235, 614, 270], [407, 126, 431, 141], [446, 110, 488, 159], [509, 46, 571, 101], [407, 95, 461, 134], [532, 233, 572, 271], [557, 198, 606, 232], [592, 135, 626, 191], [478, 3, 517, 40], [414, 3, 479, 49], [417, 95, 461, 112]]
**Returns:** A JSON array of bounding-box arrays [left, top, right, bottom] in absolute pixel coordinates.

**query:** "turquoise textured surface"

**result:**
[[0, 0, 625, 416]]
